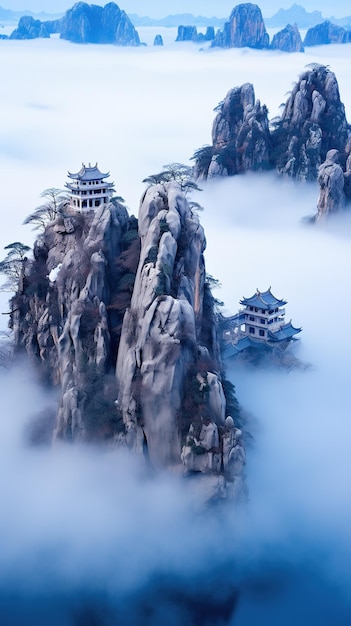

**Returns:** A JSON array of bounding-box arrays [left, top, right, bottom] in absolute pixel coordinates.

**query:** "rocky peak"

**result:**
[[316, 149, 345, 220], [303, 20, 351, 46], [10, 15, 50, 39], [153, 34, 163, 46], [212, 3, 269, 49], [116, 182, 224, 468], [193, 64, 351, 187], [59, 1, 140, 45], [272, 64, 351, 180], [194, 83, 271, 178], [11, 185, 244, 499], [270, 23, 304, 52], [176, 25, 198, 41]]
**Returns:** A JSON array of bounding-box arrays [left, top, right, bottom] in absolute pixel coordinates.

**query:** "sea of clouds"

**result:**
[[0, 32, 351, 624]]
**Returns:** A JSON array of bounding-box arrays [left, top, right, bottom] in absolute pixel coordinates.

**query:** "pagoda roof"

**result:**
[[240, 287, 287, 310], [67, 163, 110, 181], [222, 336, 252, 358], [267, 321, 302, 342]]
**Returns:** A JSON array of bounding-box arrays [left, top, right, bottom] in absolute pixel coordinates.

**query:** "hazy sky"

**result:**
[[4, 1, 351, 18]]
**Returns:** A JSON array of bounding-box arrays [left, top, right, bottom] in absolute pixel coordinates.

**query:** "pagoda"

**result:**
[[221, 288, 302, 358], [65, 163, 115, 211]]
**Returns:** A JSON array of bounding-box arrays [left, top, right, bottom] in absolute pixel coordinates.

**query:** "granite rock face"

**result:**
[[12, 185, 244, 496], [272, 64, 351, 180], [212, 3, 269, 49], [10, 15, 50, 39], [194, 65, 351, 187], [59, 2, 140, 45], [175, 25, 214, 43], [176, 25, 198, 41], [9, 2, 140, 45], [316, 149, 345, 220], [304, 21, 351, 46], [116, 182, 225, 469], [11, 201, 132, 441], [270, 23, 304, 52], [194, 83, 271, 179]]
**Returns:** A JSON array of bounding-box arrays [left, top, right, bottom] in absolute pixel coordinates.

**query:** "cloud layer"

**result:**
[[1, 33, 351, 625]]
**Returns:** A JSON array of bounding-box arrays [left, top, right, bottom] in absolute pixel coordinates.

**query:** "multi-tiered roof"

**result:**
[[66, 163, 115, 211], [222, 288, 301, 358]]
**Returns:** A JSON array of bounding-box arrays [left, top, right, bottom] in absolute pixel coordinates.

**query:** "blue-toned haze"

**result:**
[[0, 10, 351, 626], [3, 0, 351, 18]]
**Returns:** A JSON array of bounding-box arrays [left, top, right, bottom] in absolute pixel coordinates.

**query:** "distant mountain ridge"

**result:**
[[0, 6, 224, 27], [128, 13, 225, 27], [266, 4, 351, 29], [0, 6, 62, 22], [265, 4, 325, 28], [1, 4, 351, 30]]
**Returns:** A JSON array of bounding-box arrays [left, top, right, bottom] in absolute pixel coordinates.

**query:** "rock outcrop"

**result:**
[[193, 65, 351, 186], [9, 15, 50, 39], [272, 64, 351, 180], [9, 2, 141, 45], [116, 182, 225, 469], [11, 184, 244, 497], [59, 2, 140, 45], [316, 149, 345, 220], [304, 21, 351, 46], [175, 25, 214, 43], [11, 201, 134, 441], [194, 83, 271, 179], [153, 34, 163, 46], [212, 3, 269, 49], [176, 25, 198, 41], [270, 23, 304, 52]]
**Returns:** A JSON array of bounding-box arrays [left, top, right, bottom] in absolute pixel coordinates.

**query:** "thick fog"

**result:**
[[1, 33, 351, 624]]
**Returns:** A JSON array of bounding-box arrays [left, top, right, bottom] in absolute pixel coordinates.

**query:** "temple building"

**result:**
[[221, 288, 302, 358], [65, 163, 115, 211]]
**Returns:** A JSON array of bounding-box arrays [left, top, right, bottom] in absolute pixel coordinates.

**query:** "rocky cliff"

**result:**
[[193, 64, 351, 189], [153, 34, 163, 46], [273, 64, 350, 180], [9, 15, 50, 39], [303, 20, 351, 46], [212, 3, 269, 49], [11, 184, 244, 498], [59, 2, 140, 45], [12, 200, 133, 441], [315, 149, 345, 220], [270, 23, 304, 52], [176, 25, 214, 43], [194, 83, 271, 178], [9, 2, 140, 46]]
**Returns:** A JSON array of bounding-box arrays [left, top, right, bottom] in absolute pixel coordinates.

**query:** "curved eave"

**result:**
[[240, 288, 287, 309], [268, 324, 302, 342], [65, 182, 115, 190], [67, 169, 110, 181]]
